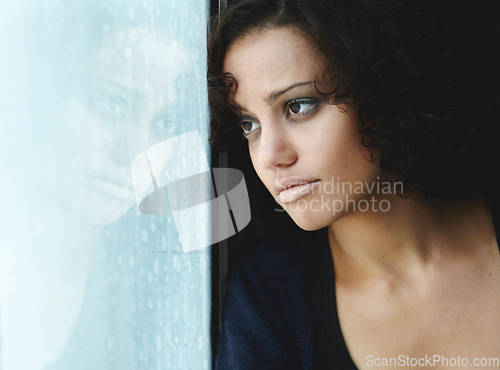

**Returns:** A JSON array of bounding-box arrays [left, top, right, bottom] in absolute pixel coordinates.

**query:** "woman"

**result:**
[[209, 0, 500, 368]]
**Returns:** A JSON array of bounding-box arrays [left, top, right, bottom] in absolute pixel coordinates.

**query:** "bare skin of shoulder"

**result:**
[[331, 196, 500, 370]]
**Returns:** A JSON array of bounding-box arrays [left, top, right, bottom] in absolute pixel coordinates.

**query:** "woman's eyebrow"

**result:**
[[265, 81, 317, 104], [232, 81, 318, 113], [232, 102, 249, 113], [95, 78, 145, 100]]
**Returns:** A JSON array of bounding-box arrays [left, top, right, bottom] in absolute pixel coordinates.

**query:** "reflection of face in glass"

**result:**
[[59, 29, 194, 225]]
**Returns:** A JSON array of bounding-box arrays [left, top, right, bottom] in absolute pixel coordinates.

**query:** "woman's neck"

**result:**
[[328, 194, 494, 286]]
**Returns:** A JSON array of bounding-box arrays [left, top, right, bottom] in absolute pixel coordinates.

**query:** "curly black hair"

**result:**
[[208, 0, 499, 203]]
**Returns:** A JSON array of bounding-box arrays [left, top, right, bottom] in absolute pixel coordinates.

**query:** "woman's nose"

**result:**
[[256, 122, 297, 169], [109, 124, 150, 163]]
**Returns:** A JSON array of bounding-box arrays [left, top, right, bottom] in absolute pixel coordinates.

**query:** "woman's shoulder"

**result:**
[[216, 229, 323, 369], [230, 231, 320, 293]]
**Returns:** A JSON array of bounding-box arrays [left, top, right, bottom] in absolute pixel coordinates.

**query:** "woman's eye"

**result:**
[[240, 121, 261, 135], [286, 99, 319, 118], [88, 93, 129, 121], [152, 116, 176, 133]]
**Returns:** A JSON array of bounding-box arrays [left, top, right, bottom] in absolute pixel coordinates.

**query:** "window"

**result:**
[[0, 1, 211, 369]]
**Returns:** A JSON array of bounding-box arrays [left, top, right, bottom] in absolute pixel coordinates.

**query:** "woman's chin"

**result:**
[[285, 208, 337, 231]]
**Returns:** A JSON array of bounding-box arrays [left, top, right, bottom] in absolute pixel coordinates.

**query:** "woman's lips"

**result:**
[[87, 176, 134, 200], [274, 178, 320, 203]]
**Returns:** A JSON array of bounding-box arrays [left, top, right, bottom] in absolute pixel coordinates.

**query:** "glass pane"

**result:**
[[0, 1, 211, 369]]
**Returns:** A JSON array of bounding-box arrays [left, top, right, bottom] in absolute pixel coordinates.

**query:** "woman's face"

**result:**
[[58, 29, 194, 225], [223, 27, 383, 230]]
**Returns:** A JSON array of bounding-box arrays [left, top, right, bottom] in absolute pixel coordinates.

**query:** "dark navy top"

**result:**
[[215, 208, 500, 369]]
